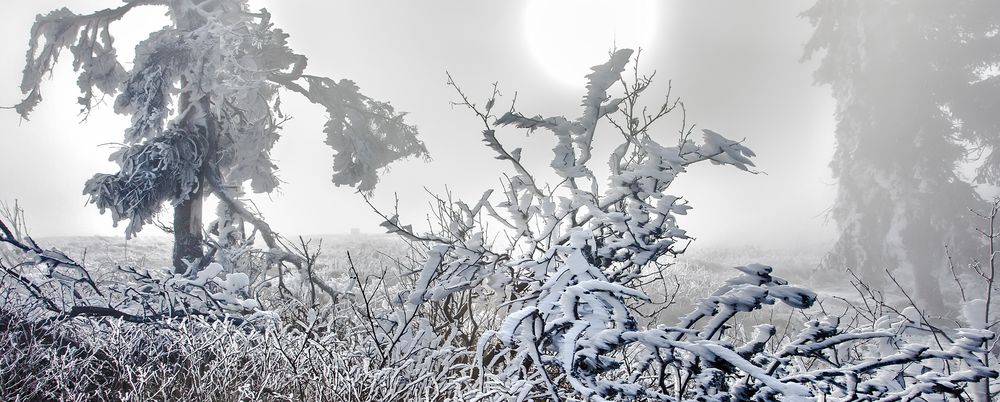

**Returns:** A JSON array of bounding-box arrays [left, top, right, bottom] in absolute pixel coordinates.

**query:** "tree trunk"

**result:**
[[170, 12, 212, 273], [172, 184, 204, 273], [171, 68, 204, 274]]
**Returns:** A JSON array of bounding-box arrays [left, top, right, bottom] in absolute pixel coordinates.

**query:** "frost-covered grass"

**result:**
[[5, 234, 997, 400], [0, 235, 464, 401], [5, 42, 997, 400], [0, 298, 470, 401]]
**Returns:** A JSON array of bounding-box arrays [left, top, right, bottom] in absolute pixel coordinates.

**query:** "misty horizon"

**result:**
[[2, 0, 842, 250]]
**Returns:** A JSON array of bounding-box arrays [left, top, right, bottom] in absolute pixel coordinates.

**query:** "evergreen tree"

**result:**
[[15, 0, 427, 272], [804, 0, 999, 310]]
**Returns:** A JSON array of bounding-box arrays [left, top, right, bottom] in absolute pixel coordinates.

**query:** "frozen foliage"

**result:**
[[3, 207, 997, 400], [0, 215, 270, 325], [85, 129, 206, 236], [0, 203, 469, 400], [17, 0, 428, 271], [4, 42, 1000, 400], [366, 50, 1000, 400], [0, 296, 469, 401]]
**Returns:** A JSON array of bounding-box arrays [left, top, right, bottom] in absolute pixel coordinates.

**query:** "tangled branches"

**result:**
[[365, 50, 1000, 400]]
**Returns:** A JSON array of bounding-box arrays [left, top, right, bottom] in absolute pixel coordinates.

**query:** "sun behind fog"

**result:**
[[523, 0, 659, 87]]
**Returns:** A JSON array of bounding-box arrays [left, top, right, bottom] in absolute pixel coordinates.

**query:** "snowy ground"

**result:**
[[18, 234, 991, 400], [39, 235, 848, 315]]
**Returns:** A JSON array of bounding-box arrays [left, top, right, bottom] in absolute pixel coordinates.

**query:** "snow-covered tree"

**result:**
[[15, 0, 427, 272], [803, 0, 1000, 310]]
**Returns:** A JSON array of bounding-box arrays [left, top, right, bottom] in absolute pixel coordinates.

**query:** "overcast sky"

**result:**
[[0, 0, 836, 249]]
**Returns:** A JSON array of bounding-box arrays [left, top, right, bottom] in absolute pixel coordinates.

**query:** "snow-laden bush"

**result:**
[[0, 205, 466, 400], [366, 50, 999, 400], [0, 206, 272, 325]]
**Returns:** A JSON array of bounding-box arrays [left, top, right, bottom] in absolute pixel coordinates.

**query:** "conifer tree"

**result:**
[[16, 0, 427, 272], [804, 0, 999, 309]]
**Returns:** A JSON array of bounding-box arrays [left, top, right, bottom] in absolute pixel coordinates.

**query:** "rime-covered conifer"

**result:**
[[16, 0, 427, 272]]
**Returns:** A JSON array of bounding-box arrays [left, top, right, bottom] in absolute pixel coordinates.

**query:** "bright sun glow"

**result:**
[[524, 0, 659, 87]]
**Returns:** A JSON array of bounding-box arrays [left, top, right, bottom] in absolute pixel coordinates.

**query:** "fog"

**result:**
[[0, 0, 836, 251], [2, 2, 999, 398]]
